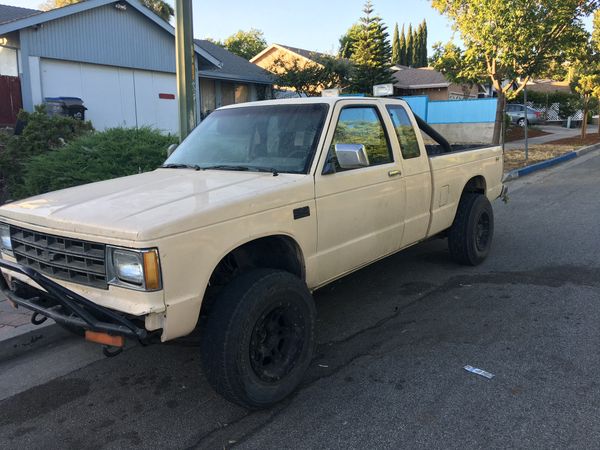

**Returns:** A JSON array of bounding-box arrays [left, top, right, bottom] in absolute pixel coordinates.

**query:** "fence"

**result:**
[[402, 96, 498, 124]]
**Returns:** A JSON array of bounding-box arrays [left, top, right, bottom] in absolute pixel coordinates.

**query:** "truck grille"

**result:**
[[9, 225, 108, 289]]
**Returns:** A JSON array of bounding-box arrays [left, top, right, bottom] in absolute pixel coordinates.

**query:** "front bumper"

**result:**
[[0, 258, 149, 343]]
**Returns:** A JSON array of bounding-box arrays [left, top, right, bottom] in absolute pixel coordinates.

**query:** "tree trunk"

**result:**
[[581, 96, 588, 140], [492, 91, 506, 145], [598, 103, 600, 135]]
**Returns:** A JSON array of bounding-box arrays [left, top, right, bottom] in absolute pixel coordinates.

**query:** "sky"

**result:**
[[2, 0, 595, 55]]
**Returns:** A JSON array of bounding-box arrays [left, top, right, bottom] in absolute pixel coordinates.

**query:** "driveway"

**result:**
[[1, 150, 600, 449]]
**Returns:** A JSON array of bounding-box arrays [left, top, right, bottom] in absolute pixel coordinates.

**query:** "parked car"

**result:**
[[0, 97, 506, 408], [506, 103, 542, 127]]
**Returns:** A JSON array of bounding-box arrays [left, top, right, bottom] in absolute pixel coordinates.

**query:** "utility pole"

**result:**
[[524, 85, 528, 161], [175, 0, 196, 141]]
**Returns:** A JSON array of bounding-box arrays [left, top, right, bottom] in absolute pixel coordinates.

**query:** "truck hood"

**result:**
[[0, 169, 313, 241]]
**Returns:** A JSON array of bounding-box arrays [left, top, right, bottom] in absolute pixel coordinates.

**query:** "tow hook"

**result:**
[[31, 312, 48, 325]]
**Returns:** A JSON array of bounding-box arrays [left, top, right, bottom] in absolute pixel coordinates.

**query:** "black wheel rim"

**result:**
[[475, 211, 491, 251], [249, 303, 305, 383]]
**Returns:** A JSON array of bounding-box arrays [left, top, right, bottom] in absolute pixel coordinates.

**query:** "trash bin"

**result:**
[[43, 97, 87, 120]]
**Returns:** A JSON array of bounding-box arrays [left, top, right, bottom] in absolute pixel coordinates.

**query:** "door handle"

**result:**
[[388, 170, 401, 177]]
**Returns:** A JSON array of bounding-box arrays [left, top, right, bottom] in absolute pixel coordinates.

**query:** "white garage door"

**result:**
[[39, 59, 178, 134]]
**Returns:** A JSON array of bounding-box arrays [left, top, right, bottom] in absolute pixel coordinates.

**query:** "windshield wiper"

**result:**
[[160, 163, 202, 170], [202, 165, 279, 176]]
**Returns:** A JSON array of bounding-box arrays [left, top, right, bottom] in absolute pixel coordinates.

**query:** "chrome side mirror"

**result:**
[[334, 143, 369, 169], [167, 143, 178, 157]]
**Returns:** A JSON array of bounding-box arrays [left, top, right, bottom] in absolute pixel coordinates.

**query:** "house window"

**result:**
[[221, 81, 235, 106], [235, 84, 249, 103], [200, 78, 216, 118]]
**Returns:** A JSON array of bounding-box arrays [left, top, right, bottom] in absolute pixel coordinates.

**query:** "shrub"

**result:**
[[18, 127, 177, 199], [0, 106, 93, 202]]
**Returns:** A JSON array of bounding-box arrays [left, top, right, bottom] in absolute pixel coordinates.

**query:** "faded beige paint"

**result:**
[[0, 97, 503, 342]]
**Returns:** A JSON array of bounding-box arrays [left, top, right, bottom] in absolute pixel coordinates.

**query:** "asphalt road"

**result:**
[[1, 151, 600, 449]]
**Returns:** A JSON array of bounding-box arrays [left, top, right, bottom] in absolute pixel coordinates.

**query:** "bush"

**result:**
[[18, 127, 177, 199], [0, 106, 93, 202]]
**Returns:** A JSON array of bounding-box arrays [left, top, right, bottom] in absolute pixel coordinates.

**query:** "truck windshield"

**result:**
[[164, 103, 329, 174]]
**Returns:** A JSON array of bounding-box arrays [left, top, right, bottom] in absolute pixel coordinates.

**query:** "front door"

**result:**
[[314, 103, 406, 285]]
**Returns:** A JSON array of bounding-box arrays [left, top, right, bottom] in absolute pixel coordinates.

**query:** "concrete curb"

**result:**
[[0, 320, 71, 362], [503, 142, 600, 182]]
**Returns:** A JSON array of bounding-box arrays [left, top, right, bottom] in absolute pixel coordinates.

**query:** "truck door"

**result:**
[[314, 102, 406, 285]]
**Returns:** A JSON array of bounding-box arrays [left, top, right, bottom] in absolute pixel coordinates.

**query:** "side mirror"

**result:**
[[167, 143, 178, 157], [334, 143, 369, 169]]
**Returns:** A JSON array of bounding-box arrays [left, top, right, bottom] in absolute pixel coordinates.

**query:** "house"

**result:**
[[392, 66, 480, 100], [0, 0, 273, 131], [251, 43, 333, 95]]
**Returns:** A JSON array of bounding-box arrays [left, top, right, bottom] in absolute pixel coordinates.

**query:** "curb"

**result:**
[[503, 142, 600, 182], [0, 320, 71, 363]]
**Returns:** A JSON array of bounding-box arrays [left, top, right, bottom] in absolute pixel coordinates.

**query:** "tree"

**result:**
[[431, 0, 599, 145], [406, 24, 414, 67], [573, 74, 600, 138], [140, 0, 174, 22], [350, 1, 392, 93], [431, 42, 483, 97], [420, 20, 428, 67], [339, 24, 363, 59], [399, 24, 407, 66], [270, 55, 353, 96], [392, 23, 401, 64], [221, 29, 267, 60]]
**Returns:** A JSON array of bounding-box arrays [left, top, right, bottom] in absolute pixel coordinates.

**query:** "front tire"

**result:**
[[201, 269, 316, 409], [517, 117, 526, 127], [448, 193, 494, 266]]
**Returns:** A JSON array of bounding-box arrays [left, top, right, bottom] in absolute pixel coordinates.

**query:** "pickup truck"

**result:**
[[0, 97, 505, 408]]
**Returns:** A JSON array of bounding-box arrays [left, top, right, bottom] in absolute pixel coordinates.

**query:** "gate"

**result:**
[[0, 75, 22, 127]]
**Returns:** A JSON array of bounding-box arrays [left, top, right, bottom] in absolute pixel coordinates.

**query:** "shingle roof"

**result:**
[[393, 67, 451, 89], [195, 39, 273, 85], [0, 4, 40, 25]]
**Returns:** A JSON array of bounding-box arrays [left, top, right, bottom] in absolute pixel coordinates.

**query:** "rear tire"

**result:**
[[448, 193, 494, 266], [201, 269, 315, 409]]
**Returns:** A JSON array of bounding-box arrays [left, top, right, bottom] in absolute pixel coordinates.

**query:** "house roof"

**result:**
[[0, 0, 222, 68], [526, 79, 571, 94], [250, 43, 332, 65], [393, 67, 451, 90], [0, 4, 40, 25], [195, 39, 273, 85]]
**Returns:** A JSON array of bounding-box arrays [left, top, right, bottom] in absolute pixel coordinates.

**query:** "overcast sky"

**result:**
[[2, 0, 595, 55]]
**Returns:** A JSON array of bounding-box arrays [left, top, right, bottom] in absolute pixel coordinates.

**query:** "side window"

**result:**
[[387, 105, 421, 159], [329, 106, 393, 172]]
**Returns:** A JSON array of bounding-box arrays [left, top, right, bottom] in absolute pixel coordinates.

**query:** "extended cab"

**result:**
[[0, 97, 505, 407]]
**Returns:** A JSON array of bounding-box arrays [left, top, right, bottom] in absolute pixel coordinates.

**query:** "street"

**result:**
[[1, 150, 600, 449]]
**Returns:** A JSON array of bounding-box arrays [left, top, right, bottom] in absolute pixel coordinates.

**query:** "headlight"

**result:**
[[0, 223, 13, 257], [106, 247, 162, 291]]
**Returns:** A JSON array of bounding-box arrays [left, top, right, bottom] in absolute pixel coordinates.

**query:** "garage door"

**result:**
[[39, 59, 178, 134]]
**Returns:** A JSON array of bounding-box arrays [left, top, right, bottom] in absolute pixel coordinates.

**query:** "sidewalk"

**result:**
[[505, 125, 581, 149], [0, 295, 32, 331]]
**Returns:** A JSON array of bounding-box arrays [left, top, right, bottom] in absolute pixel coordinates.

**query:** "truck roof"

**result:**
[[219, 96, 409, 110]]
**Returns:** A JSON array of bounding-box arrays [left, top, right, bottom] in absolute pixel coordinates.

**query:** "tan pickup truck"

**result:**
[[0, 97, 505, 408]]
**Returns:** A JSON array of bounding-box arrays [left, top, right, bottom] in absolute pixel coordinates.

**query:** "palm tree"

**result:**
[[141, 0, 174, 22]]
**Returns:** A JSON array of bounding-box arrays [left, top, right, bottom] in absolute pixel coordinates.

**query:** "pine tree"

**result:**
[[350, 1, 393, 93], [406, 24, 414, 67], [399, 24, 407, 66], [391, 23, 400, 65], [420, 20, 428, 67]]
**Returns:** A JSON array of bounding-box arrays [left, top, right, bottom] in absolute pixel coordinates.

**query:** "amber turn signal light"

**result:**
[[143, 250, 161, 290], [85, 330, 124, 347]]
